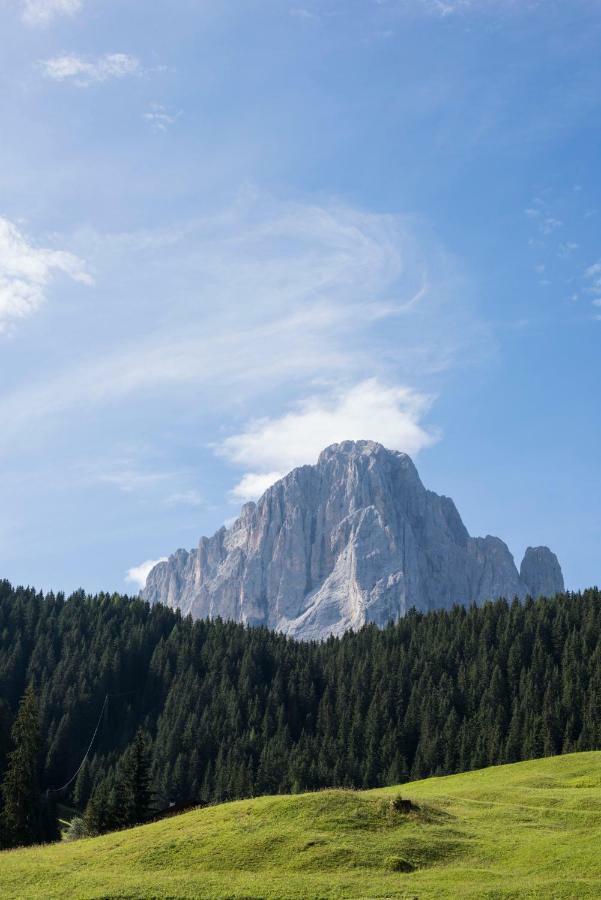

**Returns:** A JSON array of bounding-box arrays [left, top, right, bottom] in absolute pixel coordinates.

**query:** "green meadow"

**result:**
[[1, 751, 600, 899]]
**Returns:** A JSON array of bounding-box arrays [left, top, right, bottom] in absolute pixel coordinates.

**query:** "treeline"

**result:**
[[0, 580, 600, 845]]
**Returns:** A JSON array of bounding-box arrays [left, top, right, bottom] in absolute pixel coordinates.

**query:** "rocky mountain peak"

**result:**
[[318, 439, 403, 463], [142, 441, 564, 640], [520, 546, 564, 598], [317, 440, 415, 477]]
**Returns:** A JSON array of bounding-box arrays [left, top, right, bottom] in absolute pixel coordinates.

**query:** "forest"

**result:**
[[0, 580, 600, 845]]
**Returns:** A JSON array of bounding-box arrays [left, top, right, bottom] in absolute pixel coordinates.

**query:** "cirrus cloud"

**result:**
[[0, 191, 483, 456]]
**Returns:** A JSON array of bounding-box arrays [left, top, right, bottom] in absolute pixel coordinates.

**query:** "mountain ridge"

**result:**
[[142, 440, 564, 638]]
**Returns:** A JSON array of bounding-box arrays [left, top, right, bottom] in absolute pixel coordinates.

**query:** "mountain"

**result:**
[[520, 546, 564, 601], [142, 440, 564, 639]]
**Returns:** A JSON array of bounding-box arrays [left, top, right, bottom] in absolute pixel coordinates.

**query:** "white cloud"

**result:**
[[428, 0, 472, 14], [221, 378, 438, 500], [230, 471, 284, 503], [524, 200, 563, 238], [0, 193, 484, 453], [125, 558, 167, 590], [541, 217, 562, 235], [143, 105, 181, 132], [558, 242, 578, 258], [41, 54, 140, 86], [584, 259, 601, 303], [22, 0, 81, 25], [585, 261, 601, 279], [418, 0, 542, 15], [0, 216, 92, 333]]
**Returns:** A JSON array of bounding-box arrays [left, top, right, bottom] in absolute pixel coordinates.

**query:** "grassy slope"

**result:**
[[1, 752, 601, 899]]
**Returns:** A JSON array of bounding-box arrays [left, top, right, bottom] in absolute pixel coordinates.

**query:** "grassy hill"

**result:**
[[1, 752, 601, 899]]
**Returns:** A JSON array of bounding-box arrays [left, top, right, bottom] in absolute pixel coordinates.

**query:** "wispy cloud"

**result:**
[[0, 193, 483, 454], [524, 205, 563, 235], [92, 464, 171, 495], [558, 242, 579, 259], [0, 216, 92, 334], [220, 378, 439, 501], [290, 8, 320, 21], [79, 455, 205, 507], [165, 489, 204, 508], [143, 104, 181, 132], [415, 0, 542, 15], [522, 190, 594, 299], [584, 260, 601, 314], [125, 557, 167, 590], [584, 260, 601, 283], [427, 0, 472, 15], [22, 0, 82, 26], [41, 54, 140, 86], [541, 217, 562, 235]]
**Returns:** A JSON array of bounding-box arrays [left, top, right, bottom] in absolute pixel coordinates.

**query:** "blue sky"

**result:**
[[0, 0, 599, 595]]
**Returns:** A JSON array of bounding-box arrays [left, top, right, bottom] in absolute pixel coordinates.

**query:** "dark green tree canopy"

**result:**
[[0, 579, 599, 838], [0, 682, 57, 848]]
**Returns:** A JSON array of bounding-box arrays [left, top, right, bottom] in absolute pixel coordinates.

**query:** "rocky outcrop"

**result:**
[[142, 440, 564, 639], [520, 546, 564, 598]]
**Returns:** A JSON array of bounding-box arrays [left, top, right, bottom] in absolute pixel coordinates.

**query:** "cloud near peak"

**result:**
[[221, 378, 438, 501], [125, 557, 167, 590], [230, 471, 284, 504]]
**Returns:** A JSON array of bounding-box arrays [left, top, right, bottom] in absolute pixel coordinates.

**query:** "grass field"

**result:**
[[1, 752, 601, 898]]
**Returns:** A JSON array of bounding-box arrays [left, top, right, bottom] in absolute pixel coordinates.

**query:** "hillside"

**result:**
[[1, 752, 600, 899]]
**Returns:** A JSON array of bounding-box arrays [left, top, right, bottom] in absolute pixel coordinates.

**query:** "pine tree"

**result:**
[[73, 756, 92, 810], [0, 684, 49, 848], [84, 778, 113, 835], [119, 729, 153, 825]]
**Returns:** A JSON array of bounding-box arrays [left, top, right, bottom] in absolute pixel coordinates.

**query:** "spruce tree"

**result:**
[[120, 729, 152, 825], [0, 684, 47, 848], [84, 778, 113, 835]]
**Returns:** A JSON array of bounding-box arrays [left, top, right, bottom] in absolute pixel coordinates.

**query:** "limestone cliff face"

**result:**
[[142, 441, 564, 639], [520, 546, 564, 598]]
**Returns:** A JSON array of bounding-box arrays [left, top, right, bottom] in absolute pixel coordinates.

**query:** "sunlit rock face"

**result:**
[[142, 440, 564, 640]]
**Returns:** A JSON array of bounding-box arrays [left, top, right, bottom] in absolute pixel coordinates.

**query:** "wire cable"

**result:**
[[46, 694, 109, 795], [46, 688, 140, 796]]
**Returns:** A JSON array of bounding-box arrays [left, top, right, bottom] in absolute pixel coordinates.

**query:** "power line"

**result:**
[[46, 689, 139, 796]]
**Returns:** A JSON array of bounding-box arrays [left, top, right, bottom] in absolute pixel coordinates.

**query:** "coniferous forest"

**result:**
[[0, 579, 600, 845]]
